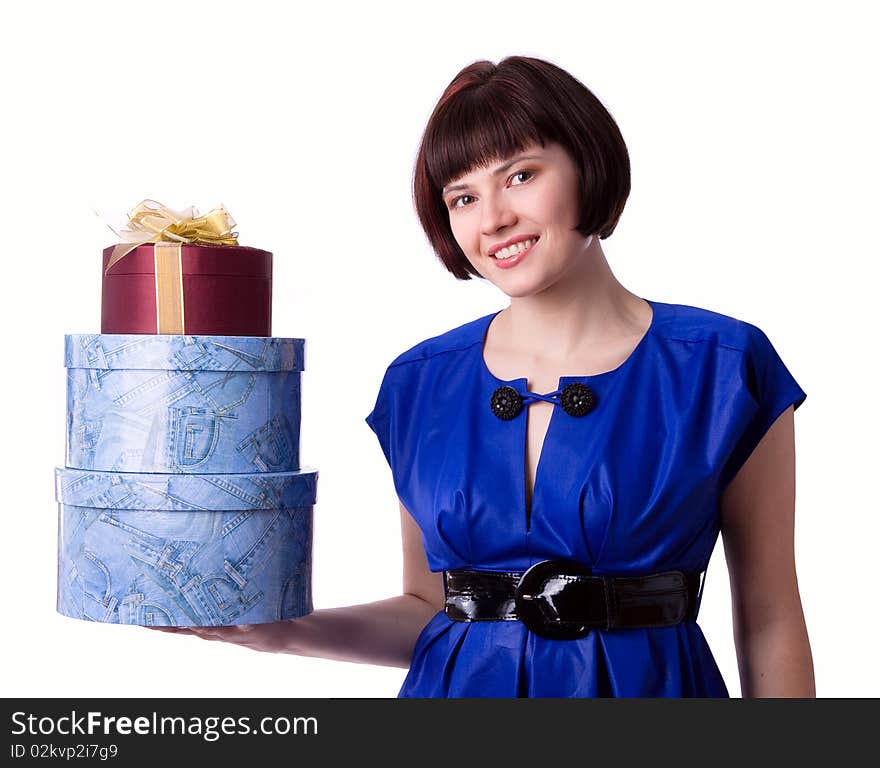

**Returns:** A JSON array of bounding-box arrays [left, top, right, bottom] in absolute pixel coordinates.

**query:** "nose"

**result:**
[[480, 191, 516, 242]]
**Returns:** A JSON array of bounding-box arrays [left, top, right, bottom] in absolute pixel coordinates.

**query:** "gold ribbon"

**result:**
[[153, 243, 185, 334], [104, 199, 239, 274]]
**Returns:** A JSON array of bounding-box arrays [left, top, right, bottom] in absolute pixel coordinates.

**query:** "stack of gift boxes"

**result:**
[[55, 203, 317, 626]]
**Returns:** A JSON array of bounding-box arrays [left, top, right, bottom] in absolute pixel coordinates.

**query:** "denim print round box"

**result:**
[[55, 466, 317, 626], [65, 334, 305, 474]]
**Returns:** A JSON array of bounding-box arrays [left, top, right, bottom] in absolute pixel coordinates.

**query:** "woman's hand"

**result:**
[[140, 594, 440, 668], [144, 623, 287, 654]]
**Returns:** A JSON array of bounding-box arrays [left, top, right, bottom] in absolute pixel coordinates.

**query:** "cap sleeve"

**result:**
[[365, 363, 396, 472], [720, 323, 807, 489]]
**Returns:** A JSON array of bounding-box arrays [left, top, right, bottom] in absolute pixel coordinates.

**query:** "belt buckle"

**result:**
[[514, 558, 599, 640]]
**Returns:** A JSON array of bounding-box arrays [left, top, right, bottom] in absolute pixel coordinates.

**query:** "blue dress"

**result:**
[[365, 298, 807, 697]]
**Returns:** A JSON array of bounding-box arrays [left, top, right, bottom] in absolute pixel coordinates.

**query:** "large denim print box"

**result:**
[[65, 334, 305, 474], [56, 334, 318, 626], [55, 466, 316, 626]]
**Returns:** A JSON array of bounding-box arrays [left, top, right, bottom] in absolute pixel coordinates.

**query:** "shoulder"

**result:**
[[384, 311, 494, 370], [652, 299, 804, 412], [651, 298, 768, 354], [368, 311, 494, 424]]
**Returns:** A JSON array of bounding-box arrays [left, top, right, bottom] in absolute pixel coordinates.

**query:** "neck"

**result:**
[[500, 239, 648, 362]]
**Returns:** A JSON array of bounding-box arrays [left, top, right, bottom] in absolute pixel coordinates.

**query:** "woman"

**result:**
[[152, 55, 815, 698]]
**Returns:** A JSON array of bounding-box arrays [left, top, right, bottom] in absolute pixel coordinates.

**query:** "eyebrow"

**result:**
[[442, 154, 543, 195]]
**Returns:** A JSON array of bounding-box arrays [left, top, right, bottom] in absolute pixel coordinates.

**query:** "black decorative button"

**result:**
[[490, 385, 523, 420], [560, 382, 597, 417]]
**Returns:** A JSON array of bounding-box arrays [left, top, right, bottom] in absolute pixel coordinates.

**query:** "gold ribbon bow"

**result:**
[[104, 199, 239, 274]]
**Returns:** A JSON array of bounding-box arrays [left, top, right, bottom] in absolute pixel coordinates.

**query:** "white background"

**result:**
[[1, 0, 876, 698]]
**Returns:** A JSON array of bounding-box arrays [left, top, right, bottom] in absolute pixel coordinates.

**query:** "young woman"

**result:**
[[152, 55, 815, 698]]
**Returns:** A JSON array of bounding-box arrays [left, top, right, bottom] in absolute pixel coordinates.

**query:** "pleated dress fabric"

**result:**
[[365, 298, 807, 698]]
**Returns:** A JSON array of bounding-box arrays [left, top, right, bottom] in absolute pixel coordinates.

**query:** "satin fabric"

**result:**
[[365, 298, 807, 698]]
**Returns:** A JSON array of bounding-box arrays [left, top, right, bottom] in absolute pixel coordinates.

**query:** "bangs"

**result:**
[[424, 87, 551, 191]]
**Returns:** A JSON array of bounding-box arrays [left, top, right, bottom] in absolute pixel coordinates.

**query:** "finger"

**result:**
[[191, 625, 255, 635], [145, 626, 209, 637], [145, 624, 254, 643], [195, 626, 249, 642]]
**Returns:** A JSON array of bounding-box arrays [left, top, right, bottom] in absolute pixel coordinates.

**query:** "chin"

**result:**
[[492, 269, 560, 298], [493, 280, 552, 300]]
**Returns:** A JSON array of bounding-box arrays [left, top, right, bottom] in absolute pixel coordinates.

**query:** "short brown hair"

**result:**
[[413, 56, 631, 280]]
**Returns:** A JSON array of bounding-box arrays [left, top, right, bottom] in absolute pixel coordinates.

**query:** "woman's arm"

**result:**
[[720, 405, 816, 697], [149, 501, 446, 670]]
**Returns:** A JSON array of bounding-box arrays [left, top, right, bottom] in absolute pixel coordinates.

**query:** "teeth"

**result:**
[[494, 238, 535, 259]]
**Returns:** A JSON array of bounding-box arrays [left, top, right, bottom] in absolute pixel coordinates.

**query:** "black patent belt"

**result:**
[[443, 558, 703, 640]]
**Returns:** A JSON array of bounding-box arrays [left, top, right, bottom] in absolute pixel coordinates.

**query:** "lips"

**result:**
[[490, 237, 538, 269], [488, 234, 540, 257]]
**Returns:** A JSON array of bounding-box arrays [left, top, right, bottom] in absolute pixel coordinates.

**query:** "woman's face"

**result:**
[[441, 140, 592, 296]]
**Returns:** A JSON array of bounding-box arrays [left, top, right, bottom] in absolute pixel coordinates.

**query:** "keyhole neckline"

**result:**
[[479, 297, 659, 391]]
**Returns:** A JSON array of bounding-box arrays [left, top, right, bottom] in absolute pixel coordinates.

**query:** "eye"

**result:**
[[446, 169, 534, 211]]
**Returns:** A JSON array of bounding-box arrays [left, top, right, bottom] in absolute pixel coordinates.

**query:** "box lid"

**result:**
[[102, 244, 272, 277], [55, 466, 318, 510], [64, 334, 304, 371]]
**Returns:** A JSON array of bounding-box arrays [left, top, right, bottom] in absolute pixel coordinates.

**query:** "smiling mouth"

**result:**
[[491, 236, 540, 260]]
